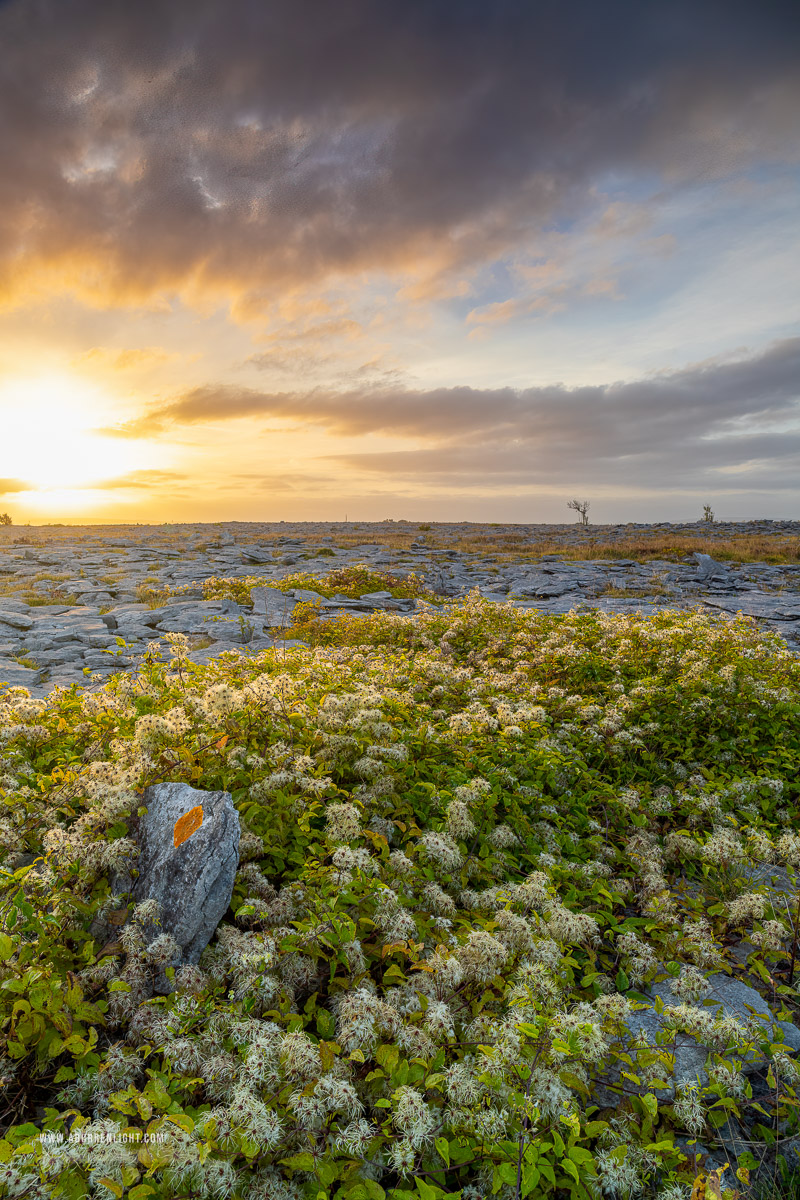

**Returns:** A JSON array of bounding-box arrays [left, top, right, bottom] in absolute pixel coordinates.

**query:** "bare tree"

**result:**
[[567, 499, 590, 526], [0, 513, 12, 526]]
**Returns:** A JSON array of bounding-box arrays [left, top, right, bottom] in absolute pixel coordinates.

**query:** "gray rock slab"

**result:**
[[0, 611, 33, 631], [702, 592, 800, 620], [28, 648, 87, 666], [45, 671, 88, 689], [201, 617, 252, 642], [291, 588, 324, 602], [738, 861, 798, 899], [591, 971, 800, 1109], [250, 586, 296, 628], [129, 782, 240, 992], [0, 658, 42, 688]]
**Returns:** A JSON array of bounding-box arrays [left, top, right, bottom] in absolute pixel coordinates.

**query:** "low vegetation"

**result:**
[[1, 593, 800, 1199], [145, 566, 441, 610]]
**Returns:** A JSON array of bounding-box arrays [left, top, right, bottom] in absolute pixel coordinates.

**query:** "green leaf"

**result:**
[[569, 1146, 596, 1167], [0, 933, 13, 960], [615, 968, 630, 992], [166, 1113, 194, 1134], [129, 1186, 157, 1200], [317, 1162, 338, 1188], [316, 1008, 335, 1038], [4, 1123, 40, 1147], [559, 1068, 589, 1095], [96, 1180, 123, 1199], [415, 1178, 438, 1200], [539, 1160, 556, 1186], [522, 1163, 540, 1197], [435, 1136, 450, 1168], [282, 1152, 316, 1171], [517, 1022, 540, 1039], [561, 1159, 580, 1185], [376, 1044, 399, 1072], [61, 1034, 87, 1055]]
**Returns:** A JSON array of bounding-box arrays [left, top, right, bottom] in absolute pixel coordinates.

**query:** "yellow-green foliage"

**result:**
[[161, 563, 440, 609], [0, 603, 798, 1198]]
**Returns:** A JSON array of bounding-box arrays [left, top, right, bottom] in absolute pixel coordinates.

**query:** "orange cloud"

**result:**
[[75, 346, 178, 370]]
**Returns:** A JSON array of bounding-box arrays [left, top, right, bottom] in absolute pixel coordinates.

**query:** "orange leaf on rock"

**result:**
[[173, 805, 204, 847]]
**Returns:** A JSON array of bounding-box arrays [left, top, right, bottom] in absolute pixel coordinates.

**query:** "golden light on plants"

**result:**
[[0, 374, 160, 498]]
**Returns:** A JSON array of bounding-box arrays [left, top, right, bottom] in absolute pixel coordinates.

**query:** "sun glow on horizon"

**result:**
[[0, 374, 166, 503]]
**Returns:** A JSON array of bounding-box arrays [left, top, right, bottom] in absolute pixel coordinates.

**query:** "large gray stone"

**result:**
[[240, 545, 273, 563], [694, 552, 728, 580], [131, 783, 240, 991], [250, 586, 296, 628]]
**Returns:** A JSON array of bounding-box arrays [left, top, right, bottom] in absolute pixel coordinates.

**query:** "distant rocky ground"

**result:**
[[1, 519, 798, 697]]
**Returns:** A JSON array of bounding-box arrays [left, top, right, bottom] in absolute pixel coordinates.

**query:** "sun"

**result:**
[[0, 373, 157, 494]]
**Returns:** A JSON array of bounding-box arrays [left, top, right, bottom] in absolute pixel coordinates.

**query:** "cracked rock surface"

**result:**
[[0, 519, 798, 697]]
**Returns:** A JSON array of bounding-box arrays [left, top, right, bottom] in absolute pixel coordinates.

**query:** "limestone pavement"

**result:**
[[0, 520, 798, 697]]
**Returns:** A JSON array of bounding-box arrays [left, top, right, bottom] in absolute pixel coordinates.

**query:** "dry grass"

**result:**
[[0, 580, 80, 607], [268, 525, 800, 565], [599, 585, 658, 599], [189, 634, 216, 650], [0, 522, 798, 565], [451, 531, 800, 564], [11, 654, 38, 670]]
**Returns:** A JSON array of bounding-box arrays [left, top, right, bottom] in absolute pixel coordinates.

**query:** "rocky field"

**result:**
[[2, 520, 800, 1200], [1, 520, 799, 697]]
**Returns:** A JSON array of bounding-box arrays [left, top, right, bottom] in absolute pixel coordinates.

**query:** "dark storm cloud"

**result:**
[[119, 336, 800, 492], [0, 0, 797, 309]]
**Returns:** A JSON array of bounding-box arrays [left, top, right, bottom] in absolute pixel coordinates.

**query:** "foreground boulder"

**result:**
[[131, 782, 240, 990]]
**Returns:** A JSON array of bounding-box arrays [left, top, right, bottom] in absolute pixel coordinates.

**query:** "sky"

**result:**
[[0, 0, 798, 525]]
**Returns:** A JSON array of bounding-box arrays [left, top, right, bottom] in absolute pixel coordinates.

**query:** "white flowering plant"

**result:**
[[0, 595, 799, 1198]]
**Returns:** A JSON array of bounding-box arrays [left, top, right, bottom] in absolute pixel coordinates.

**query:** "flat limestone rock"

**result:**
[[250, 586, 296, 628], [0, 658, 42, 689], [132, 782, 240, 990], [702, 592, 800, 620], [0, 611, 34, 631]]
